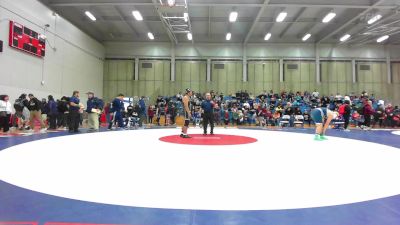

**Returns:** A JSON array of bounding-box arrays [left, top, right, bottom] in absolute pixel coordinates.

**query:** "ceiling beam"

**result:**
[[49, 2, 396, 9], [317, 0, 387, 44], [113, 6, 139, 37], [244, 0, 270, 44], [151, 0, 177, 44], [353, 29, 400, 46], [344, 11, 400, 45], [208, 6, 211, 38], [279, 7, 306, 38]]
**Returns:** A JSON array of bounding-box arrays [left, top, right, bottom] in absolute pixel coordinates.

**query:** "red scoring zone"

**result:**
[[159, 134, 257, 145]]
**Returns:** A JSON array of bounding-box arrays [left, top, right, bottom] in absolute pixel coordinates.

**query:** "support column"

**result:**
[[352, 59, 356, 83], [243, 45, 247, 82], [315, 45, 321, 83], [279, 58, 284, 82], [386, 47, 392, 84], [134, 57, 139, 80], [171, 45, 176, 81], [207, 58, 211, 82]]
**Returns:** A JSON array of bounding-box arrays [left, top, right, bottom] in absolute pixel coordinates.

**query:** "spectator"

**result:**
[[47, 95, 58, 130], [86, 92, 103, 132], [108, 93, 125, 130], [385, 104, 395, 128], [340, 100, 352, 131], [0, 95, 12, 133], [362, 100, 374, 130], [13, 94, 29, 130], [57, 96, 69, 129], [374, 101, 385, 128], [27, 94, 46, 133], [68, 91, 81, 133], [41, 98, 49, 125], [148, 105, 155, 124]]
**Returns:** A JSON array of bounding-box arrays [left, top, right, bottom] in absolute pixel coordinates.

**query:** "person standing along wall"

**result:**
[[28, 94, 46, 133], [68, 91, 81, 133], [108, 94, 125, 130], [86, 92, 103, 132], [0, 95, 12, 133], [47, 95, 58, 130]]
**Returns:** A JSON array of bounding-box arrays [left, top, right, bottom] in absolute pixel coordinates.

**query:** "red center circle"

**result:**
[[159, 134, 258, 145]]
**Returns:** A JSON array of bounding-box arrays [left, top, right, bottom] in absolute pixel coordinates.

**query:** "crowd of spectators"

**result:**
[[1, 89, 399, 134], [148, 90, 400, 130]]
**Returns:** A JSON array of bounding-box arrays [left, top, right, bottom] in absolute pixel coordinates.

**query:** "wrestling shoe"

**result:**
[[314, 135, 323, 141], [320, 135, 328, 141]]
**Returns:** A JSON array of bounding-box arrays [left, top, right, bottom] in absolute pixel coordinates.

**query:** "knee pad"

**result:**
[[184, 119, 190, 127]]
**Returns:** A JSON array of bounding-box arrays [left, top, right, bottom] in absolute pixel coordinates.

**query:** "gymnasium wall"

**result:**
[[104, 42, 400, 105], [0, 0, 104, 103]]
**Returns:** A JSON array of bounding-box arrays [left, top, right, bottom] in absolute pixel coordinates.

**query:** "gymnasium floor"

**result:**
[[0, 127, 400, 225]]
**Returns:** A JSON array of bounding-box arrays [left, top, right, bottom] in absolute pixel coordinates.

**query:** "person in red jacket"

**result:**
[[385, 104, 395, 128], [147, 105, 155, 124], [362, 100, 374, 130]]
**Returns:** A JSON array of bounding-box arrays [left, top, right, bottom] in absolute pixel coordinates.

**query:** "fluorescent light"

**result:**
[[368, 14, 382, 24], [264, 33, 271, 41], [340, 34, 351, 42], [226, 32, 231, 41], [85, 11, 96, 21], [302, 33, 311, 41], [377, 35, 389, 43], [229, 11, 238, 22], [183, 12, 188, 22], [322, 12, 336, 23], [148, 32, 154, 40], [187, 32, 192, 40], [167, 0, 175, 6], [132, 11, 143, 21], [276, 12, 287, 22]]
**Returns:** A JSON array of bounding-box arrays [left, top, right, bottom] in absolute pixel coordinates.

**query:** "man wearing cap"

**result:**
[[181, 88, 193, 138], [86, 92, 103, 132]]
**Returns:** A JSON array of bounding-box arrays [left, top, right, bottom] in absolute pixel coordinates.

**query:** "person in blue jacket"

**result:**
[[69, 91, 81, 133], [86, 92, 104, 132], [47, 95, 58, 130], [108, 93, 125, 130]]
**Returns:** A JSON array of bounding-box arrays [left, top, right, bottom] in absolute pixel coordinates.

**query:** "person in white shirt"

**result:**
[[0, 95, 13, 133], [312, 89, 319, 98]]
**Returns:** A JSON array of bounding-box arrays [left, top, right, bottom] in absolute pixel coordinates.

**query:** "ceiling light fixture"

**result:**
[[322, 12, 336, 23], [229, 11, 238, 22], [132, 11, 143, 21], [85, 11, 96, 21], [226, 32, 232, 41], [264, 33, 271, 41], [302, 33, 311, 41], [187, 32, 192, 40], [368, 14, 382, 24], [148, 32, 154, 40], [276, 12, 287, 22], [377, 35, 389, 43], [340, 34, 351, 42], [167, 0, 175, 7]]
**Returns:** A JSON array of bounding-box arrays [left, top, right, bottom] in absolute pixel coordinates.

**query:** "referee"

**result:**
[[201, 93, 215, 135]]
